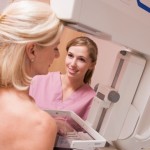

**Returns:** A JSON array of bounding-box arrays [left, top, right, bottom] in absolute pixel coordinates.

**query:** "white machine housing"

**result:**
[[51, 0, 150, 56]]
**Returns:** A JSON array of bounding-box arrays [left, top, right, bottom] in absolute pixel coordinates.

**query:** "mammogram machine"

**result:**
[[51, 0, 150, 149]]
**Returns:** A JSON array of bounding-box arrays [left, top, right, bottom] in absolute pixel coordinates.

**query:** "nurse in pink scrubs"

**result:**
[[29, 36, 98, 134], [30, 36, 98, 119]]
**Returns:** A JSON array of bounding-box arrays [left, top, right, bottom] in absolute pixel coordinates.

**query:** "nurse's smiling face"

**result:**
[[65, 45, 94, 81]]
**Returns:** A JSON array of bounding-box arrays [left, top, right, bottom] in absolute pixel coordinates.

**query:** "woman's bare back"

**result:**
[[0, 89, 57, 150]]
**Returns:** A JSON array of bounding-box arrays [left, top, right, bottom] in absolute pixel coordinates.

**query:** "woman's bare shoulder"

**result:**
[[27, 99, 58, 149], [0, 89, 57, 150]]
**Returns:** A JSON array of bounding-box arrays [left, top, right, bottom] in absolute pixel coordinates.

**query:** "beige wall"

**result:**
[[49, 27, 85, 73], [87, 35, 121, 88]]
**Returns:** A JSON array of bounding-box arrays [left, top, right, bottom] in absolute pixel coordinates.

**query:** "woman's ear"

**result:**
[[25, 43, 36, 62]]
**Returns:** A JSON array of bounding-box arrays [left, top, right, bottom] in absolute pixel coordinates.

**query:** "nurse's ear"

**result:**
[[89, 62, 96, 70], [25, 43, 36, 63]]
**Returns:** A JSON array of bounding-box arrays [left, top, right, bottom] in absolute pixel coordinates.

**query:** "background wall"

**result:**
[[87, 35, 122, 88]]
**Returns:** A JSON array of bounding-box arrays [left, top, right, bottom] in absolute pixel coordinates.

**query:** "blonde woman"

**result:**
[[0, 1, 63, 150]]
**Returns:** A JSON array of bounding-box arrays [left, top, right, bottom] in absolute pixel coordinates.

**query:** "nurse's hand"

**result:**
[[55, 118, 75, 135]]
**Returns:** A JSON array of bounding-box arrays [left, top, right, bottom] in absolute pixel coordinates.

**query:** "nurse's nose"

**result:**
[[70, 58, 77, 67]]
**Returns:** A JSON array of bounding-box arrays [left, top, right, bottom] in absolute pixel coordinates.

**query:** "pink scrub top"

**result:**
[[29, 72, 96, 120]]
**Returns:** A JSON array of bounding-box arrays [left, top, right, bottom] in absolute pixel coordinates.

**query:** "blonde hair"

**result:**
[[0, 0, 63, 90]]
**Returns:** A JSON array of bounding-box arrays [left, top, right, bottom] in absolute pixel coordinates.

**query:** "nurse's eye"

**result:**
[[78, 57, 86, 62], [67, 53, 74, 58]]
